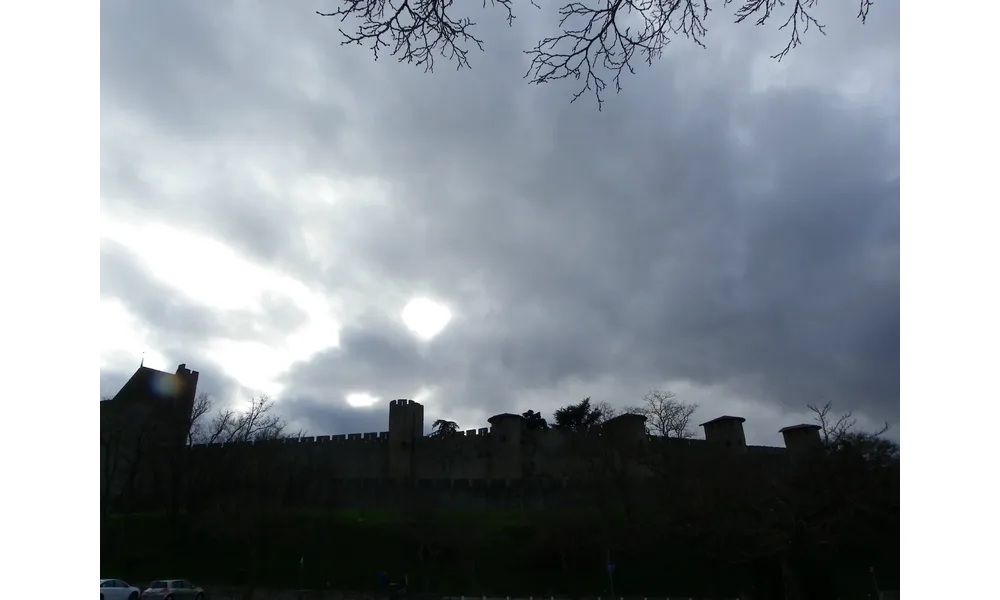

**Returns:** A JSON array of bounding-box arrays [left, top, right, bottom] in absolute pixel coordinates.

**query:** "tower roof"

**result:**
[[778, 424, 822, 434], [487, 413, 525, 424], [699, 415, 746, 427]]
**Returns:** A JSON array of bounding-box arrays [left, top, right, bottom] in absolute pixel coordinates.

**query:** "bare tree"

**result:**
[[807, 400, 890, 445], [628, 389, 697, 438], [319, 1, 880, 108], [193, 394, 297, 445], [186, 392, 214, 445], [182, 394, 300, 514], [183, 394, 301, 600], [592, 399, 619, 423]]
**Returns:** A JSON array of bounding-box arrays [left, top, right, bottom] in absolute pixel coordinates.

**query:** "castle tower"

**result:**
[[487, 413, 525, 480], [388, 399, 424, 479], [602, 413, 648, 446], [700, 415, 748, 451], [601, 413, 648, 476], [171, 363, 200, 442], [779, 423, 823, 458]]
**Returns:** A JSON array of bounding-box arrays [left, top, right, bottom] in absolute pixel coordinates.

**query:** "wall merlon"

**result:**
[[316, 435, 331, 443], [477, 427, 489, 436], [332, 434, 347, 442], [465, 429, 477, 436], [347, 433, 362, 440]]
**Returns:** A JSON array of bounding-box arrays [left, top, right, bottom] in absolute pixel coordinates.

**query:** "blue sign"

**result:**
[[607, 561, 615, 573]]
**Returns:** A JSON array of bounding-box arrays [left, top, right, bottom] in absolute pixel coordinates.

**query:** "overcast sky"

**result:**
[[100, 1, 899, 446]]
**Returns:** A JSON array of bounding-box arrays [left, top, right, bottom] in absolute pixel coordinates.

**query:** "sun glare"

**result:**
[[401, 298, 452, 340], [346, 392, 380, 408]]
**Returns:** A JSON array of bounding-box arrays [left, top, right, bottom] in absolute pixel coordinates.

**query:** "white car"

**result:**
[[99, 579, 140, 600]]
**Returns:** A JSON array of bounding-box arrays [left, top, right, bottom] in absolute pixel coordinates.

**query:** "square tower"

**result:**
[[388, 399, 424, 479]]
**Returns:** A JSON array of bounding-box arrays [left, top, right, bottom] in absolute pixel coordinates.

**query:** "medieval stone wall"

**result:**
[[101, 365, 822, 514]]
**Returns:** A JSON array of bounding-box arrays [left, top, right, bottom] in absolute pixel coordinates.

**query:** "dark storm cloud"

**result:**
[[279, 86, 899, 421], [100, 0, 899, 437]]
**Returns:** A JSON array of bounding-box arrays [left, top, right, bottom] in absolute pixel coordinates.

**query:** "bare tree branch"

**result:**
[[807, 400, 893, 448], [727, 1, 825, 61], [592, 399, 618, 423], [525, 0, 702, 109], [319, 1, 880, 109], [319, 0, 518, 73], [190, 394, 297, 445], [186, 392, 213, 445]]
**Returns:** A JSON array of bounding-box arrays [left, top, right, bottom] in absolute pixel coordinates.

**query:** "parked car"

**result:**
[[140, 579, 205, 600], [99, 579, 141, 600]]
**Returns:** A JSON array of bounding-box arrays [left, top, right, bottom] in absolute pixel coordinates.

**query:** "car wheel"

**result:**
[[129, 593, 138, 600], [195, 594, 204, 600]]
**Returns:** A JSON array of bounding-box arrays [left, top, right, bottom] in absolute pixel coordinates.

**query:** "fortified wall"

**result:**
[[101, 364, 825, 512], [183, 400, 818, 480]]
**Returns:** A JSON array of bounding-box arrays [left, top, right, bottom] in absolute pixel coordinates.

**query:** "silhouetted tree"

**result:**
[[318, 0, 881, 108], [521, 409, 549, 430], [430, 418, 460, 437], [681, 401, 898, 599], [552, 397, 605, 432], [627, 389, 698, 438], [192, 393, 296, 445], [807, 400, 893, 449]]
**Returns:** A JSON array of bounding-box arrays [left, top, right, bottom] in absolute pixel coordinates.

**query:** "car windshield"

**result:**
[[150, 581, 168, 588]]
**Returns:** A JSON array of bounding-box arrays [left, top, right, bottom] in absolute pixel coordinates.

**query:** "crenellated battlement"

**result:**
[[190, 431, 391, 449], [458, 427, 492, 437]]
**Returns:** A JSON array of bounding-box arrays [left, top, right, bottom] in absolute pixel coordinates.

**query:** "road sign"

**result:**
[[607, 561, 615, 573]]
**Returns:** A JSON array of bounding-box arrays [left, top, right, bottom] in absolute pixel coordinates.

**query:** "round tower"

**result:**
[[700, 415, 748, 451], [487, 413, 525, 480], [388, 399, 424, 479], [779, 423, 823, 458]]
